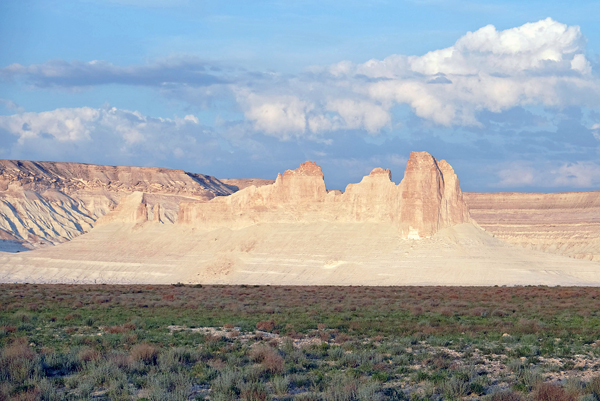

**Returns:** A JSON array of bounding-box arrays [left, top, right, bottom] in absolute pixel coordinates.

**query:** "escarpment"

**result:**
[[0, 160, 236, 250], [464, 192, 600, 261], [3, 151, 600, 286], [178, 151, 471, 239]]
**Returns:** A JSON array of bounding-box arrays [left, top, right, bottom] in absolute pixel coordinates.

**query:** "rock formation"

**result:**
[[179, 151, 471, 239], [3, 151, 600, 286], [0, 160, 236, 250], [399, 152, 470, 239], [464, 192, 600, 261]]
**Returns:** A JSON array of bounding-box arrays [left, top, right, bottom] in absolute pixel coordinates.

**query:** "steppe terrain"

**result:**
[[3, 284, 600, 400]]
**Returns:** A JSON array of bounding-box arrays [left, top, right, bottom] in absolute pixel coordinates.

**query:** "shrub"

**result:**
[[588, 376, 600, 398], [105, 325, 127, 334], [0, 338, 40, 384], [325, 375, 358, 401], [256, 320, 275, 332], [64, 313, 80, 321], [533, 383, 575, 401], [441, 377, 469, 399], [212, 369, 243, 399], [78, 347, 101, 363], [130, 343, 158, 364], [271, 375, 290, 395], [249, 345, 284, 375], [240, 381, 271, 401]]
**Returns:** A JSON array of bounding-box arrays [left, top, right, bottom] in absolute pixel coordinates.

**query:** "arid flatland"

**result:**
[[2, 284, 600, 400]]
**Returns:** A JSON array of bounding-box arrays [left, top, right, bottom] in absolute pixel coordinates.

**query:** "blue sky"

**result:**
[[1, 0, 599, 191]]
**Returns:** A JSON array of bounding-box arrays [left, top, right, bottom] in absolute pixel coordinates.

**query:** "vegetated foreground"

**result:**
[[2, 285, 600, 400]]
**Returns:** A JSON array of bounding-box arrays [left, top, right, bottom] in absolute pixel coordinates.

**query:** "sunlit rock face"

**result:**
[[464, 191, 600, 261], [0, 152, 472, 253], [179, 151, 471, 239], [399, 152, 471, 239]]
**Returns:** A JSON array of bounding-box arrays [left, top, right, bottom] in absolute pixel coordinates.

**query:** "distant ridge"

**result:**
[[1, 152, 599, 286], [0, 160, 237, 250]]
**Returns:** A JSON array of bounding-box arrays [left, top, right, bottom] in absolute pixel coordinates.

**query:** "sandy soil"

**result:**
[[1, 220, 599, 286]]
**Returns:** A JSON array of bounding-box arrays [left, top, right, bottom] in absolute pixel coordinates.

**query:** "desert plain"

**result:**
[[2, 152, 600, 400]]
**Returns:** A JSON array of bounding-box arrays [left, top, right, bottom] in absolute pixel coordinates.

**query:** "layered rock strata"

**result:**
[[179, 152, 471, 239], [0, 160, 235, 249], [464, 192, 600, 261], [3, 152, 600, 286]]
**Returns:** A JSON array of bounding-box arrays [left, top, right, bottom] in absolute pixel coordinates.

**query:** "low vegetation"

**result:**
[[2, 284, 600, 400]]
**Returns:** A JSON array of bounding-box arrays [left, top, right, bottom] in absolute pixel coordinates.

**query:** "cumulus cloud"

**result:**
[[0, 108, 101, 143], [494, 160, 600, 189], [236, 90, 391, 139], [1, 18, 598, 139], [496, 164, 536, 187], [553, 162, 600, 187], [239, 18, 599, 134], [240, 93, 312, 138], [326, 99, 391, 134], [0, 106, 222, 168]]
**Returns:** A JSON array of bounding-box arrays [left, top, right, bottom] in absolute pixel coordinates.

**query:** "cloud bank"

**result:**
[[0, 107, 222, 169], [0, 18, 599, 190], [2, 18, 597, 139]]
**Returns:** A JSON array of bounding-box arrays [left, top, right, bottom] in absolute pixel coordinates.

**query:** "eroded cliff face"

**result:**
[[0, 160, 235, 249], [178, 152, 471, 239], [464, 192, 600, 261], [398, 152, 470, 239]]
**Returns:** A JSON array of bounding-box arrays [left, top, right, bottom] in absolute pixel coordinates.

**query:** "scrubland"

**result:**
[[2, 284, 600, 400]]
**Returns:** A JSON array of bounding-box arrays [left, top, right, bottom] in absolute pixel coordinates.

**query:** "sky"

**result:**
[[0, 0, 599, 192]]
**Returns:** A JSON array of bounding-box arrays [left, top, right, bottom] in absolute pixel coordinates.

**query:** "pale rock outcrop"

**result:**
[[96, 192, 148, 225], [0, 160, 236, 250], [464, 191, 600, 261], [179, 151, 471, 238], [399, 153, 470, 239], [5, 152, 600, 286]]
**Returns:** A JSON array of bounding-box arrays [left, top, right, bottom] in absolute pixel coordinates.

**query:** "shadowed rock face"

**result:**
[[0, 160, 236, 250], [179, 152, 471, 239]]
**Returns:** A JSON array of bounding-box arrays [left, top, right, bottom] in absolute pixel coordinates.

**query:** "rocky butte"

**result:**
[[1, 151, 599, 286], [178, 151, 471, 239]]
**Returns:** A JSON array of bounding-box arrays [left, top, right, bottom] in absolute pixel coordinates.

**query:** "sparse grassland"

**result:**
[[2, 284, 600, 400]]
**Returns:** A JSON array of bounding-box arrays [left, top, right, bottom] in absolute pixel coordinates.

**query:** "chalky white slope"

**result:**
[[1, 152, 599, 285]]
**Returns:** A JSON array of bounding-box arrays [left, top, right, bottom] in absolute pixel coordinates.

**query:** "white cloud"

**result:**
[[240, 93, 312, 138], [496, 164, 535, 187], [353, 18, 585, 78], [553, 162, 600, 187], [0, 107, 219, 166], [0, 107, 100, 143], [236, 18, 598, 136], [326, 99, 391, 134], [184, 114, 199, 124], [494, 160, 600, 189], [349, 18, 596, 127], [1, 19, 599, 139]]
